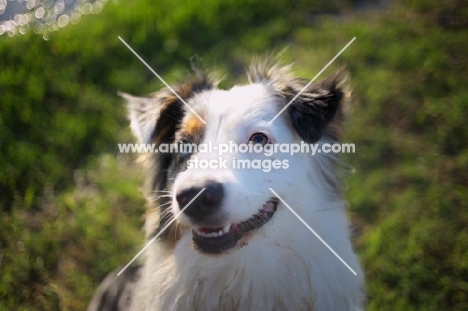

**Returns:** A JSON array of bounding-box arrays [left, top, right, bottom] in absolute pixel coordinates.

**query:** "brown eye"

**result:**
[[249, 133, 269, 146]]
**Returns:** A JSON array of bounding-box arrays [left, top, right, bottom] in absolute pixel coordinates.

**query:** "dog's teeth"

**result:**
[[197, 230, 206, 237], [195, 227, 230, 238]]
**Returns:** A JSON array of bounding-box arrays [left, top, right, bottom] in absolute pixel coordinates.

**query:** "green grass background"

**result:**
[[1, 0, 467, 309]]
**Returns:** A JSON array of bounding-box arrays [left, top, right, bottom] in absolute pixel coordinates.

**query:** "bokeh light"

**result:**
[[0, 0, 108, 36]]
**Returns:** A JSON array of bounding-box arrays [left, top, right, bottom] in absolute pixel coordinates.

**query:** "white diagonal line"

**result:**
[[268, 37, 356, 124], [117, 188, 206, 276], [269, 188, 357, 275], [117, 36, 207, 124]]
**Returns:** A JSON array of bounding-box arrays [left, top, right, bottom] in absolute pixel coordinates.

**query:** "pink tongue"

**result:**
[[198, 227, 222, 233]]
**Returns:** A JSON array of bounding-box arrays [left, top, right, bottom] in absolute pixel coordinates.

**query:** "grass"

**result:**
[[1, 0, 467, 309]]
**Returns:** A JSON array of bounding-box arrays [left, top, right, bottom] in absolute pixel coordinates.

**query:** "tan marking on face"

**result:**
[[181, 113, 206, 142]]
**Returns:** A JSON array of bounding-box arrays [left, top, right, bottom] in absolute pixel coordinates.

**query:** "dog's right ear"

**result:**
[[119, 91, 184, 145], [120, 93, 161, 144], [120, 70, 218, 145]]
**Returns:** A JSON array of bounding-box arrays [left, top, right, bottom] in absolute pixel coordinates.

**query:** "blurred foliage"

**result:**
[[0, 0, 467, 310]]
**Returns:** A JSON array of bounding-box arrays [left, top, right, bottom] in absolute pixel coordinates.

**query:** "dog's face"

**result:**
[[171, 84, 296, 254], [124, 63, 348, 255]]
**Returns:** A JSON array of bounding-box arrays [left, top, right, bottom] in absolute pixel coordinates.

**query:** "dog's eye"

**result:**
[[249, 133, 269, 146], [178, 140, 193, 156]]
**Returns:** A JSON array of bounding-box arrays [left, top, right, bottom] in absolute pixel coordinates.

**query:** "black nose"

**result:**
[[176, 180, 224, 221]]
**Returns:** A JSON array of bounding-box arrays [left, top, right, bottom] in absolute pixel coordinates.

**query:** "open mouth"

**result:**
[[192, 199, 278, 254]]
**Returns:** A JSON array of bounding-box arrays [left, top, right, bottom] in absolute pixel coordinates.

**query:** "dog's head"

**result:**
[[123, 62, 349, 255]]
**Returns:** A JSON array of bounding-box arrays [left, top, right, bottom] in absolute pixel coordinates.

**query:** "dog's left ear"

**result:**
[[285, 69, 349, 143], [249, 64, 349, 142]]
